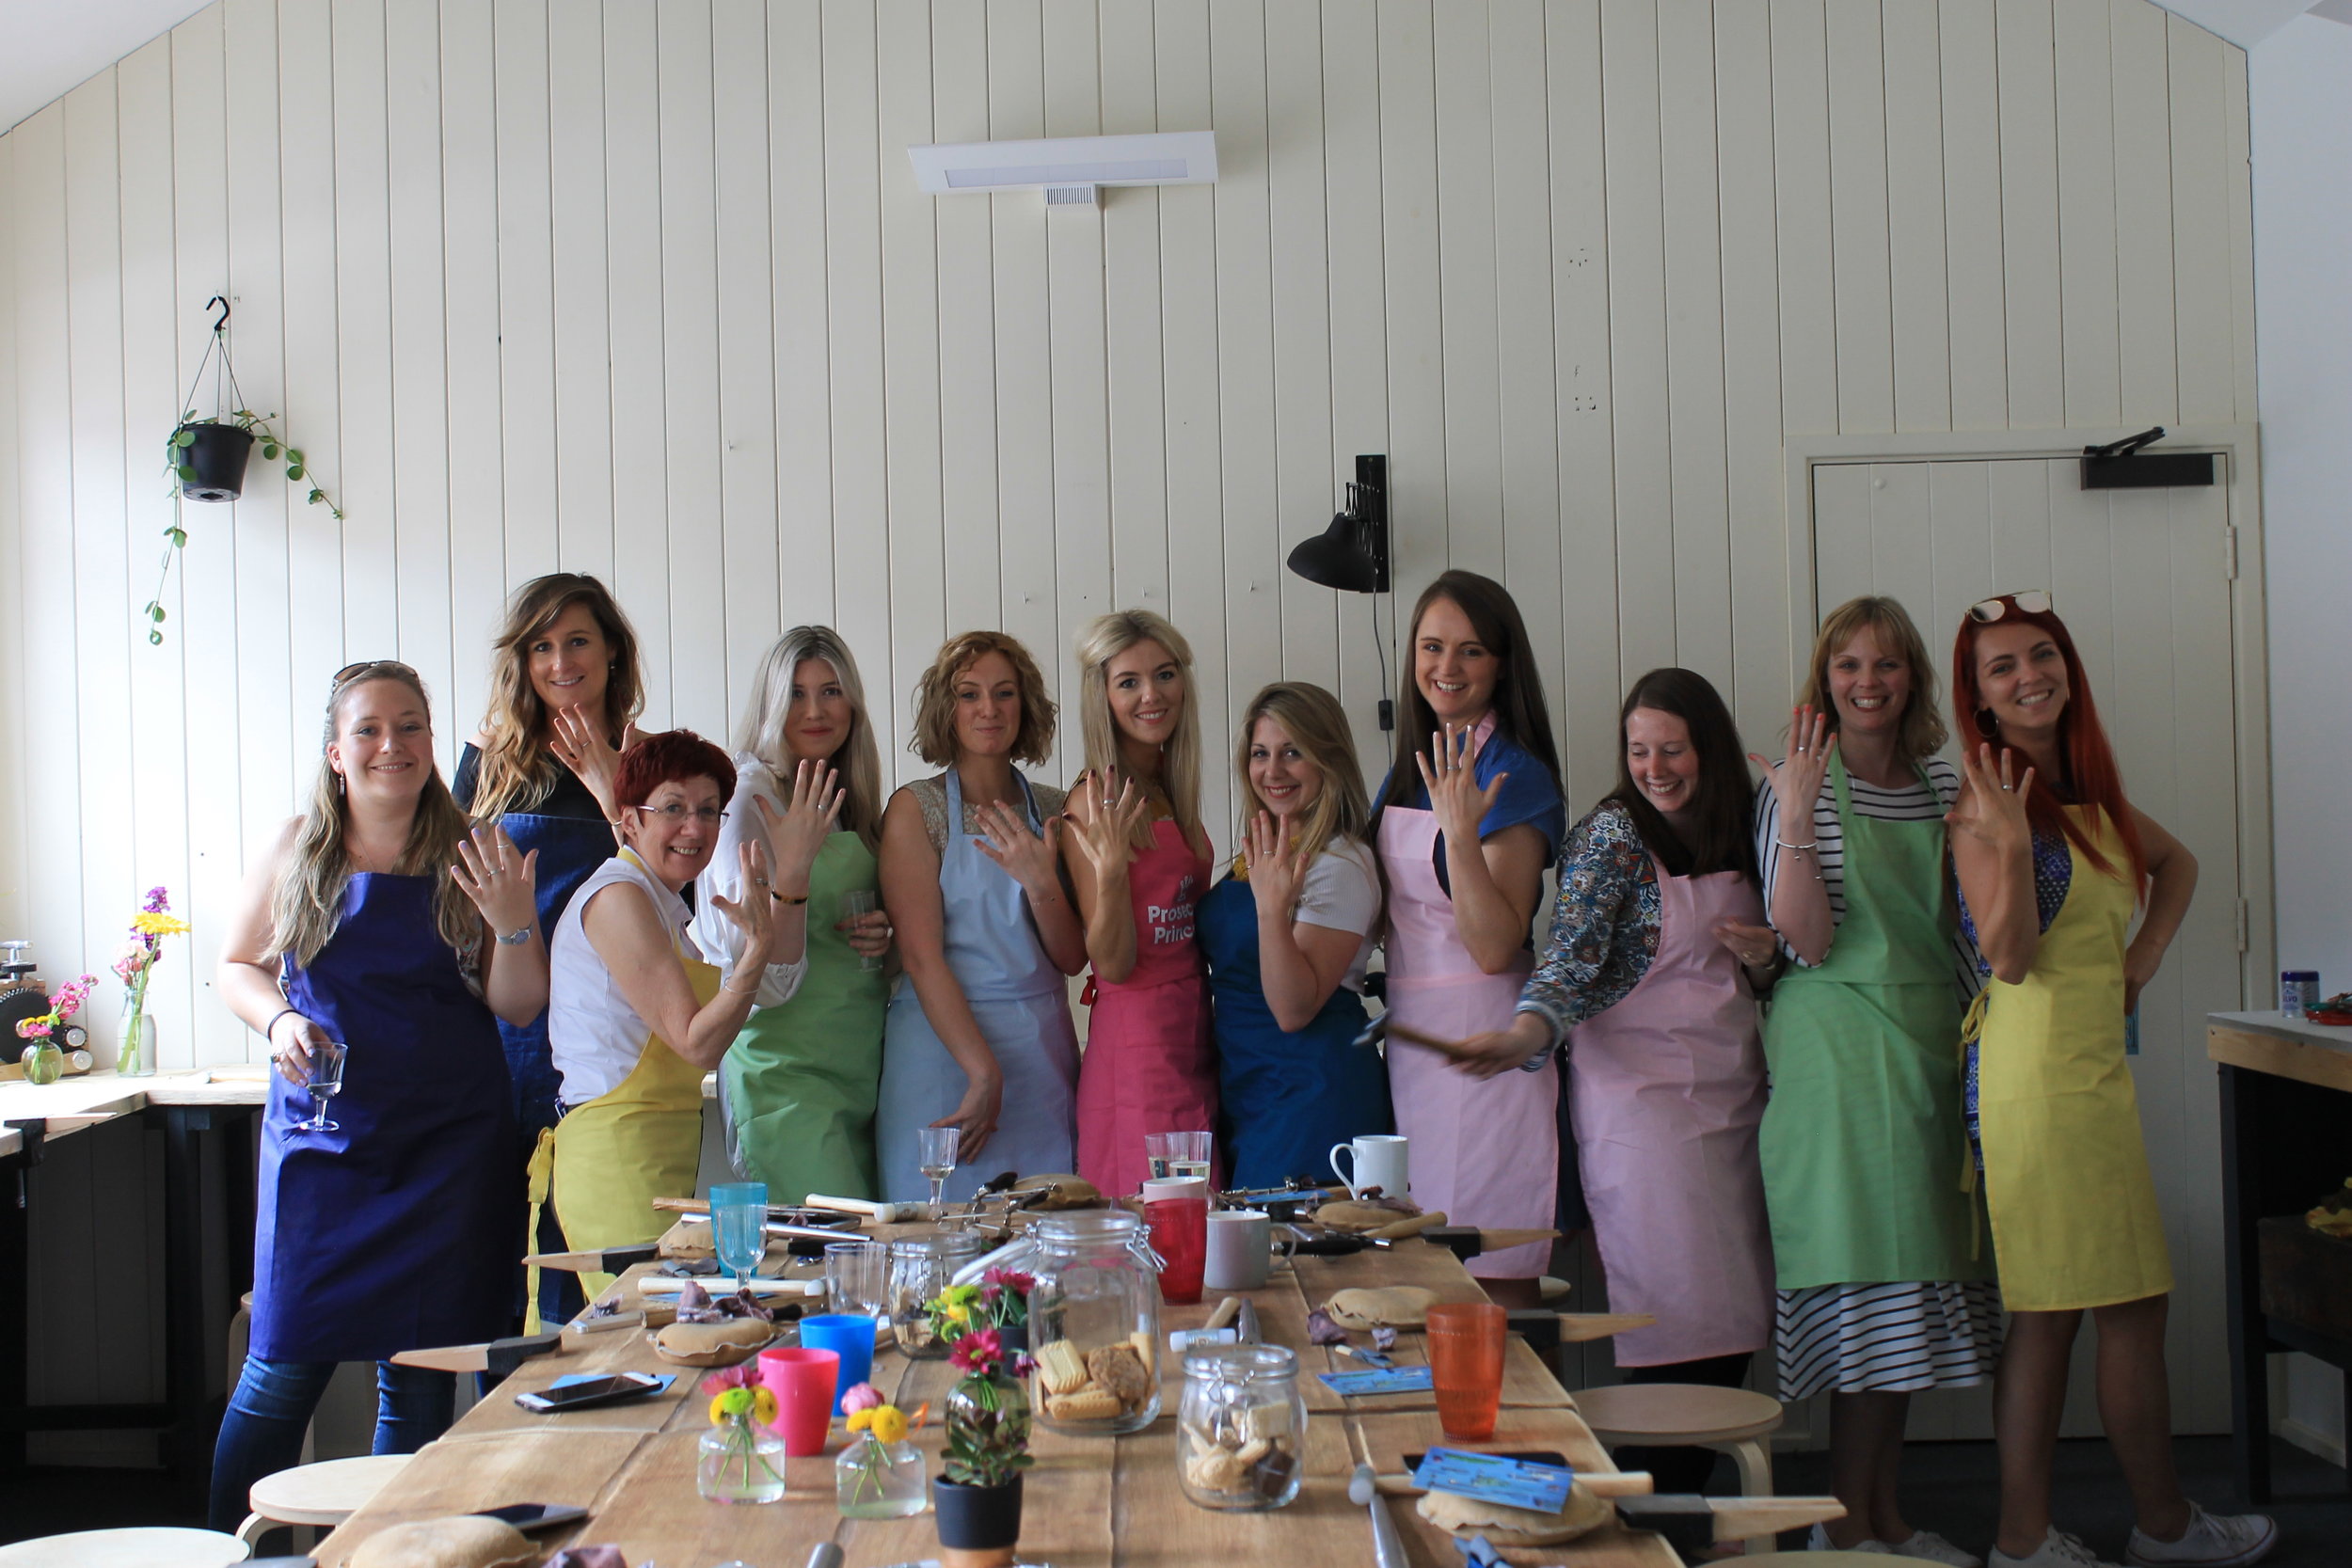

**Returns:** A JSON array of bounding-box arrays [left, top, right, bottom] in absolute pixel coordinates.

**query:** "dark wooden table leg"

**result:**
[[1, 1126, 35, 1471], [2219, 1063, 2272, 1505], [158, 1105, 209, 1481]]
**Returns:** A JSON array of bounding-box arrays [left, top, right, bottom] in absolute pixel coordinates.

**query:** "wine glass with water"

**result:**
[[916, 1126, 960, 1221], [708, 1181, 770, 1293], [297, 1039, 347, 1133]]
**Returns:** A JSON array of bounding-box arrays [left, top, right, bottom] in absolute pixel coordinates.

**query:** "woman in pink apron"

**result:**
[[1453, 668, 1777, 1493], [1066, 610, 1217, 1198], [1370, 573, 1566, 1299]]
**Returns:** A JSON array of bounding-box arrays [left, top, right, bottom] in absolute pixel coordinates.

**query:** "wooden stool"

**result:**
[[235, 1452, 414, 1546], [1738, 1555, 1906, 1565], [1573, 1383, 1785, 1554], [0, 1528, 250, 1566]]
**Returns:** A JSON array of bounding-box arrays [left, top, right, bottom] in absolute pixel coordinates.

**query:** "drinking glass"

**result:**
[[1167, 1130, 1213, 1184], [709, 1181, 770, 1291], [842, 888, 883, 972], [917, 1125, 960, 1219], [824, 1239, 890, 1318], [297, 1039, 347, 1133], [1144, 1131, 1177, 1182], [1425, 1302, 1506, 1440]]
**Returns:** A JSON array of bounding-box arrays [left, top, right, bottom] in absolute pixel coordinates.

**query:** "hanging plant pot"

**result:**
[[170, 422, 254, 502]]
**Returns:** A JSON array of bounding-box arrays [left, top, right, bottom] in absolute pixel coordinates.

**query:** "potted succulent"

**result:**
[[930, 1320, 1035, 1568]]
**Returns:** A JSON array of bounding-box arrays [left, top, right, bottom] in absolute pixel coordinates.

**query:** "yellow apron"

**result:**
[[527, 942, 721, 1322], [1965, 806, 2170, 1312]]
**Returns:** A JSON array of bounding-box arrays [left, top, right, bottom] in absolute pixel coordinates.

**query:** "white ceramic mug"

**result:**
[[1202, 1209, 1273, 1291], [1328, 1133, 1409, 1200]]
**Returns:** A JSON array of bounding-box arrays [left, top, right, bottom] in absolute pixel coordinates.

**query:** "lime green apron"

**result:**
[[1758, 757, 1988, 1290], [720, 831, 888, 1204], [1964, 807, 2170, 1311]]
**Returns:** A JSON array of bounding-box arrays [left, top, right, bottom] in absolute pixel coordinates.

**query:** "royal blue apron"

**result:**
[[251, 873, 516, 1362], [492, 812, 617, 1136], [1198, 871, 1391, 1191]]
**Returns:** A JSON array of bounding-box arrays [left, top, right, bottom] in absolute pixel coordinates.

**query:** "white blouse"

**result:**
[[548, 850, 704, 1105], [690, 751, 814, 1008]]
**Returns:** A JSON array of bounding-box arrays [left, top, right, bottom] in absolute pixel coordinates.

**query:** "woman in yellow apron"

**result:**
[[533, 730, 788, 1310], [1950, 594, 2273, 1568]]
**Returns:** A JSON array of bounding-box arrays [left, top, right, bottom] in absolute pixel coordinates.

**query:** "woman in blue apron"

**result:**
[[453, 574, 644, 1325], [876, 632, 1088, 1201], [1201, 682, 1390, 1189], [209, 662, 546, 1529]]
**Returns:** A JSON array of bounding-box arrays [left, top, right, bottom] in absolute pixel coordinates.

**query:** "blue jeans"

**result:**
[[208, 1354, 456, 1530]]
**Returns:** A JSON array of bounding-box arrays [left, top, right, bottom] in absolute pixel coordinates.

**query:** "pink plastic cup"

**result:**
[[758, 1345, 840, 1456]]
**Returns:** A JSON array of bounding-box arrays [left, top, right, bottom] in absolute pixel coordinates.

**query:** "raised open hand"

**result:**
[[767, 759, 846, 883], [1946, 743, 2037, 854], [1414, 725, 1505, 848], [451, 822, 540, 937], [973, 799, 1063, 895], [1068, 768, 1149, 878], [1750, 704, 1836, 826], [706, 835, 779, 953], [548, 705, 624, 820], [1244, 810, 1311, 923]]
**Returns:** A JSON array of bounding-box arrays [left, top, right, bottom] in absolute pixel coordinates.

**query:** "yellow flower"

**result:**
[[750, 1386, 778, 1427], [707, 1393, 732, 1426], [133, 911, 191, 937], [847, 1408, 874, 1434], [868, 1405, 908, 1445]]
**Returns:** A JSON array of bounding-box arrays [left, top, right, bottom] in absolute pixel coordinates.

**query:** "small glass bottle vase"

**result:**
[[697, 1422, 788, 1505], [119, 1011, 156, 1078], [835, 1432, 928, 1518]]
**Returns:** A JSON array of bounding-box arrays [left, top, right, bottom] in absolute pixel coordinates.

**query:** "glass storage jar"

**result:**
[[1176, 1344, 1306, 1510], [1025, 1212, 1164, 1435], [889, 1232, 990, 1359]]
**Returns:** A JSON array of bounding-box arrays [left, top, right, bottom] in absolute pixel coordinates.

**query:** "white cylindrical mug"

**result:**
[[1327, 1133, 1409, 1200], [1202, 1209, 1273, 1291]]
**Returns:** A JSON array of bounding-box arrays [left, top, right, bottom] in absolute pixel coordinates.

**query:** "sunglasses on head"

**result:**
[[332, 659, 421, 690], [1966, 590, 2053, 625]]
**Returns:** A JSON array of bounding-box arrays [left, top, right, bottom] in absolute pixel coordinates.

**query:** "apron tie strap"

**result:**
[[1079, 973, 1099, 1009], [523, 1125, 558, 1337], [1957, 990, 1991, 1260]]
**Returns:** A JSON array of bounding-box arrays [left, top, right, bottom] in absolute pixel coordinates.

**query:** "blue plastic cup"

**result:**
[[797, 1313, 876, 1416]]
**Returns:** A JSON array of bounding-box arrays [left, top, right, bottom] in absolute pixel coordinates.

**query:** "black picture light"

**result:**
[[1287, 454, 1390, 594]]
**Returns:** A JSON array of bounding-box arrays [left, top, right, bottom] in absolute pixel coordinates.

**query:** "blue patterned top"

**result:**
[[1516, 800, 1661, 1050], [1954, 826, 2074, 989]]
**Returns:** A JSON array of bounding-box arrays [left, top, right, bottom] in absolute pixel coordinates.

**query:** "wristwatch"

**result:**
[[495, 923, 534, 946]]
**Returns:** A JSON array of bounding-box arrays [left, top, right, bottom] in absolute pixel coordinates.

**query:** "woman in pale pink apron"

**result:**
[[1370, 572, 1566, 1301], [1065, 610, 1217, 1198], [1453, 668, 1777, 1493]]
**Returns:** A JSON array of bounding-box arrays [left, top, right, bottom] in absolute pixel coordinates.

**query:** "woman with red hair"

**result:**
[[1948, 594, 2272, 1568], [534, 730, 803, 1304]]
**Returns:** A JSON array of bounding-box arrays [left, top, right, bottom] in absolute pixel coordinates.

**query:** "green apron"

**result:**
[[719, 830, 888, 1203], [1757, 757, 1989, 1290]]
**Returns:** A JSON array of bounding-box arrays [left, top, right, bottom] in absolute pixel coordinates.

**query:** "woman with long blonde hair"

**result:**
[[693, 626, 896, 1201], [1063, 609, 1218, 1196], [876, 632, 1087, 1200], [210, 663, 545, 1528], [1199, 682, 1391, 1187]]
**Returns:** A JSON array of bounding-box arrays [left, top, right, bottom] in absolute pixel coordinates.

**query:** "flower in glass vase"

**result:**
[[697, 1363, 787, 1505], [837, 1381, 929, 1519], [113, 887, 189, 1077]]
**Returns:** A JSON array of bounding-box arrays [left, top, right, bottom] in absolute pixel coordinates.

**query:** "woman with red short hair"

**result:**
[[535, 730, 804, 1303]]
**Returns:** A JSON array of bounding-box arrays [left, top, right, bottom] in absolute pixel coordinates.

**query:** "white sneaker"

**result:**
[[1807, 1525, 1896, 1553], [1808, 1523, 1984, 1567], [2124, 1503, 2279, 1567], [1988, 1528, 2122, 1568]]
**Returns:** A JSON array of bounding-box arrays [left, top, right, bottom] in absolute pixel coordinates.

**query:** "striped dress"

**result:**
[[1755, 761, 2002, 1399]]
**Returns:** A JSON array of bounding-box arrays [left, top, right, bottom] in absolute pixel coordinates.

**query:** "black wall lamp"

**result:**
[[1287, 454, 1390, 594], [2081, 426, 2215, 489]]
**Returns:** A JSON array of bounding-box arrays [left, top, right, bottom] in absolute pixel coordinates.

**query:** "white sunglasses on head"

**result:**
[[1967, 590, 2052, 624]]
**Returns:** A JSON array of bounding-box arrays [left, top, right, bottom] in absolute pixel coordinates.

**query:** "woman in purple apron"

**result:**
[[454, 574, 644, 1324], [209, 662, 547, 1529], [1369, 573, 1566, 1299], [1451, 668, 1777, 1494]]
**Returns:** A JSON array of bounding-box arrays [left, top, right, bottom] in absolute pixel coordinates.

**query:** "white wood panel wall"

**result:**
[[0, 0, 2255, 1071]]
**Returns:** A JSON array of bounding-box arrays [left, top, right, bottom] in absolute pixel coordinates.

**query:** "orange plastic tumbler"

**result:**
[[1425, 1302, 1506, 1440]]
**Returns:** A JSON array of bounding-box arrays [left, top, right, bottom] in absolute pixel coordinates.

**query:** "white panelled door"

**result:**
[[1809, 457, 2240, 1439]]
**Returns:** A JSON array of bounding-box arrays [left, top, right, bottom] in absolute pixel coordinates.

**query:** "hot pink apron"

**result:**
[[1377, 804, 1558, 1279], [1075, 816, 1216, 1197], [1568, 857, 1773, 1366]]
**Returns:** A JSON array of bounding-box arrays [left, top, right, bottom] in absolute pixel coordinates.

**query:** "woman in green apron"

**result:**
[[1950, 594, 2273, 1568], [536, 731, 791, 1307], [696, 627, 894, 1203], [1750, 597, 1993, 1567]]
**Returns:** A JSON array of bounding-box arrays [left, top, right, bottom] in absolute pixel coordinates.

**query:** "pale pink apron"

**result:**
[[1377, 804, 1559, 1279], [1076, 816, 1216, 1197], [1568, 857, 1774, 1366]]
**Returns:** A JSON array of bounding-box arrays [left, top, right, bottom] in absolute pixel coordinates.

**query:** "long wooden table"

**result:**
[[319, 1227, 1681, 1566]]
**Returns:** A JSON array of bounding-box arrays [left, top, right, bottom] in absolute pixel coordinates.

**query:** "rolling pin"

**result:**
[[805, 1193, 925, 1224]]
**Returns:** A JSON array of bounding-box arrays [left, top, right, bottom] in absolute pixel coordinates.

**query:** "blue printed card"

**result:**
[[1316, 1366, 1436, 1397], [1410, 1449, 1575, 1513]]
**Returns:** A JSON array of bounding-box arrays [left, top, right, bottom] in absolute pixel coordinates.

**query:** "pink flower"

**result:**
[[14, 1019, 48, 1039], [948, 1327, 1005, 1376], [699, 1363, 760, 1396], [982, 1266, 1036, 1297], [840, 1381, 883, 1416]]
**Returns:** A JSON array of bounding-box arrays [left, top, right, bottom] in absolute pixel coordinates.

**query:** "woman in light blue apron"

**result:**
[[876, 632, 1087, 1201], [1200, 682, 1390, 1189]]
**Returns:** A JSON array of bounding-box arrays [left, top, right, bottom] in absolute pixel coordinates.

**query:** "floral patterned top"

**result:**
[[1516, 800, 1663, 1052]]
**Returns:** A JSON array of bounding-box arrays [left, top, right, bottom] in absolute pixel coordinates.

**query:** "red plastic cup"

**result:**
[[1142, 1177, 1208, 1306], [1425, 1302, 1506, 1440], [758, 1345, 840, 1456]]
